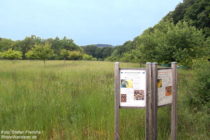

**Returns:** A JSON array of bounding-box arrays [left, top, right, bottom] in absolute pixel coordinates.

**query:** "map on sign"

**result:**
[[157, 69, 173, 106], [120, 69, 146, 107]]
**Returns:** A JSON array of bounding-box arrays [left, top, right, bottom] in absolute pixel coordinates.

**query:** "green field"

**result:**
[[0, 61, 209, 140]]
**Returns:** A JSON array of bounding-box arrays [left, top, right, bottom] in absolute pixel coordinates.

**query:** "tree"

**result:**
[[46, 37, 81, 59], [83, 45, 98, 58], [0, 38, 14, 51], [100, 47, 113, 59], [62, 37, 80, 51], [132, 21, 206, 66], [68, 51, 83, 60], [83, 45, 114, 60], [0, 49, 22, 60], [164, 0, 210, 37], [60, 49, 96, 61], [26, 43, 54, 63], [14, 35, 42, 59], [60, 49, 69, 60]]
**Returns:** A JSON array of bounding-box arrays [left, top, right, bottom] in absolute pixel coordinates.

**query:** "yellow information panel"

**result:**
[[120, 69, 146, 107], [157, 69, 173, 106]]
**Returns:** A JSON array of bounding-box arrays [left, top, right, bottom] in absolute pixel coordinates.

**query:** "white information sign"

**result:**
[[157, 69, 173, 106], [120, 69, 146, 107]]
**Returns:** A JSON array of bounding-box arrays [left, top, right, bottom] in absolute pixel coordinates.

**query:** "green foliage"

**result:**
[[83, 45, 98, 57], [105, 56, 118, 61], [26, 43, 54, 61], [165, 0, 210, 37], [109, 41, 135, 59], [100, 47, 113, 59], [112, 21, 207, 65], [82, 54, 96, 60], [1, 0, 209, 63], [186, 59, 210, 108], [60, 49, 70, 60], [15, 35, 42, 59], [204, 37, 210, 56], [0, 38, 14, 51], [68, 51, 83, 60], [108, 0, 210, 65], [83, 45, 114, 60], [0, 49, 22, 60], [60, 49, 96, 61], [47, 37, 80, 59], [119, 50, 141, 63], [0, 36, 82, 60], [131, 21, 206, 66]]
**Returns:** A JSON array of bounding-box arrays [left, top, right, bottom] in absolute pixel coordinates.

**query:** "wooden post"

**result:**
[[146, 62, 158, 140], [152, 62, 158, 140], [146, 62, 152, 140], [171, 62, 177, 140], [114, 62, 120, 140]]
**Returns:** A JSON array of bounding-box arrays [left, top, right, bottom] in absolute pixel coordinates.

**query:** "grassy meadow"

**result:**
[[0, 60, 209, 140]]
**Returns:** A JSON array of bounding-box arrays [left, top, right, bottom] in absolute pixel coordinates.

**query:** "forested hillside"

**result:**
[[107, 0, 210, 66], [165, 0, 210, 37]]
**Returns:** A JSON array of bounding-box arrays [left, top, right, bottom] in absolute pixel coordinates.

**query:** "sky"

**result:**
[[0, 0, 182, 46]]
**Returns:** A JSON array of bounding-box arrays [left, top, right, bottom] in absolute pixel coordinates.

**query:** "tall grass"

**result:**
[[0, 60, 208, 140]]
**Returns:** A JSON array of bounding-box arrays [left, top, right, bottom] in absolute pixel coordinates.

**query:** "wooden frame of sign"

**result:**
[[114, 62, 177, 140]]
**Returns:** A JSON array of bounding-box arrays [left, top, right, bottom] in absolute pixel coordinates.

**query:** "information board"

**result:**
[[120, 69, 146, 107], [157, 69, 173, 106]]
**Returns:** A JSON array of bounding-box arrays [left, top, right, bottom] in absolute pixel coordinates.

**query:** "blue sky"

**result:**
[[0, 0, 182, 46]]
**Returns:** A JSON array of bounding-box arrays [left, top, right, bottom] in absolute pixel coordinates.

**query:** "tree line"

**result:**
[[0, 36, 114, 61]]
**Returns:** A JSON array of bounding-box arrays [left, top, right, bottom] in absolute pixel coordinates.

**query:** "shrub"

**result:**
[[68, 51, 83, 60], [82, 54, 96, 61], [26, 43, 54, 61], [0, 49, 22, 60], [186, 59, 210, 108]]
